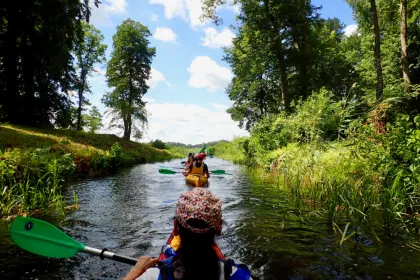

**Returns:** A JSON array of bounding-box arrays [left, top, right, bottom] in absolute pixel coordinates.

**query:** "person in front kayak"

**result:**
[[184, 153, 210, 178], [184, 153, 194, 169], [123, 188, 252, 280]]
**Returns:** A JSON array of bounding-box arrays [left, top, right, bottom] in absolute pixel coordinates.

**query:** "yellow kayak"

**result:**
[[185, 174, 208, 187]]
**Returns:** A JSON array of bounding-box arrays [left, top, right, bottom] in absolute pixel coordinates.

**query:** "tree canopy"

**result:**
[[102, 19, 155, 140]]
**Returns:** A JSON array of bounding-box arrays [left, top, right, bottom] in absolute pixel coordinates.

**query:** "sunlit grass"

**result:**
[[0, 124, 183, 218]]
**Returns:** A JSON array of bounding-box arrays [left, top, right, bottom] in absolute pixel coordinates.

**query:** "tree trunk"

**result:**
[[22, 1, 35, 125], [4, 2, 19, 123], [76, 71, 86, 131], [276, 37, 290, 112], [263, 0, 290, 113], [370, 0, 384, 102], [124, 72, 133, 140], [400, 0, 411, 85]]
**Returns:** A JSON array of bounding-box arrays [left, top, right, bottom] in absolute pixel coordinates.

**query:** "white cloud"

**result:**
[[211, 103, 229, 112], [100, 102, 248, 143], [151, 13, 159, 21], [147, 68, 170, 88], [220, 0, 241, 15], [87, 66, 107, 84], [89, 0, 128, 27], [344, 24, 358, 37], [201, 27, 235, 48], [188, 56, 233, 91], [149, 0, 210, 28], [153, 27, 177, 43], [149, 0, 187, 21], [143, 102, 248, 143]]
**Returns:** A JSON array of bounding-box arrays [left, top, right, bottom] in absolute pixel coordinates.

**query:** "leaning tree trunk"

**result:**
[[370, 0, 384, 102], [400, 0, 411, 85]]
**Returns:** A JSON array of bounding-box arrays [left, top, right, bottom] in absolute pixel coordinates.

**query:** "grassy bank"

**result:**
[[0, 124, 182, 219], [212, 93, 420, 238]]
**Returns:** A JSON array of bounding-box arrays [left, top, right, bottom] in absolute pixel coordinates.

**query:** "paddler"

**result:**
[[184, 153, 194, 169], [184, 153, 210, 178], [123, 188, 252, 280]]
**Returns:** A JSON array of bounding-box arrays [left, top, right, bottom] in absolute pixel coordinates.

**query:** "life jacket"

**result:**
[[191, 162, 205, 175], [158, 257, 251, 280]]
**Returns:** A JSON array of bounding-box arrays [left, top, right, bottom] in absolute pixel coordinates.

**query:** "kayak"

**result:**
[[159, 223, 224, 261], [185, 174, 208, 187]]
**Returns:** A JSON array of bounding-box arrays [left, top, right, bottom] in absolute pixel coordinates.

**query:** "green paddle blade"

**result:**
[[159, 168, 178, 174], [210, 170, 226, 174], [198, 144, 206, 154], [181, 161, 186, 164], [10, 216, 85, 258]]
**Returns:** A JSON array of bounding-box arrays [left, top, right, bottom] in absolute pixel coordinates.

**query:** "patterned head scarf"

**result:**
[[176, 188, 222, 234]]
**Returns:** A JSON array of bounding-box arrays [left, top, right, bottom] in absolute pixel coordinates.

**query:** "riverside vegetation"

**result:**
[[203, 0, 420, 241], [0, 124, 181, 219]]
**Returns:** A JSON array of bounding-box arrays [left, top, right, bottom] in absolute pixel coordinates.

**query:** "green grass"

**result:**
[[215, 138, 420, 238], [0, 124, 183, 219], [211, 137, 249, 164]]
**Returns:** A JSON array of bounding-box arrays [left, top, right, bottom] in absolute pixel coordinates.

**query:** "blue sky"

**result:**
[[86, 0, 356, 144]]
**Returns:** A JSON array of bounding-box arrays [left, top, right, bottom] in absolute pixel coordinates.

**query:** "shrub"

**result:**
[[150, 139, 167, 150]]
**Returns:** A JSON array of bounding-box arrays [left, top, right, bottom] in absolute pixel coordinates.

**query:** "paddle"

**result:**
[[181, 161, 186, 164], [9, 217, 138, 265], [159, 169, 232, 175]]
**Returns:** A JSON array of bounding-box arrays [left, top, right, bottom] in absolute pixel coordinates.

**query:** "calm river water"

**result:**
[[1, 157, 420, 279]]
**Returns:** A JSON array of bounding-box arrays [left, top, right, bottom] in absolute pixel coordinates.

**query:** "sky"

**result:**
[[86, 0, 357, 145]]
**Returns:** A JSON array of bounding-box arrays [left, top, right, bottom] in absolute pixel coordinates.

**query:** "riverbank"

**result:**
[[212, 97, 420, 238], [0, 124, 182, 219]]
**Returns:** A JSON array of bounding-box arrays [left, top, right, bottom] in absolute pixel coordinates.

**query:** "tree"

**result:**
[[370, 0, 384, 101], [400, 0, 411, 84], [346, 0, 384, 101], [103, 19, 155, 140], [0, 0, 100, 127], [74, 22, 107, 131], [83, 106, 103, 133]]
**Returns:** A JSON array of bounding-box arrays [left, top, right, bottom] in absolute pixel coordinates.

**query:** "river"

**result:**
[[1, 158, 420, 279]]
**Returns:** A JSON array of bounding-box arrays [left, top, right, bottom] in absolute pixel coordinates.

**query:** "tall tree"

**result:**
[[400, 0, 411, 85], [74, 22, 107, 131], [0, 0, 99, 127], [370, 0, 384, 101], [103, 19, 155, 140], [347, 0, 384, 101]]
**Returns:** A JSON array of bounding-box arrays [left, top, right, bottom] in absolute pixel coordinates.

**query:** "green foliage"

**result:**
[[212, 137, 249, 164], [0, 148, 75, 217], [103, 19, 155, 140], [83, 106, 103, 133], [0, 0, 99, 127], [150, 139, 167, 150], [0, 124, 181, 218], [247, 89, 343, 166], [73, 22, 107, 131]]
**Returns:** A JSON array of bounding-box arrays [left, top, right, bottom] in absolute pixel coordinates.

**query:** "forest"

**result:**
[[206, 0, 420, 235]]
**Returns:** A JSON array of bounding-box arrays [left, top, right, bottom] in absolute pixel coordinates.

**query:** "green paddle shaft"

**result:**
[[10, 217, 138, 265]]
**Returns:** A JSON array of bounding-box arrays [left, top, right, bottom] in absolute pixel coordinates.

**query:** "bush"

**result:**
[[151, 139, 167, 150], [247, 89, 344, 166]]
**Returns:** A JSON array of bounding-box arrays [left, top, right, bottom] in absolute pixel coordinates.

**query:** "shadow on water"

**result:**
[[2, 158, 420, 279]]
